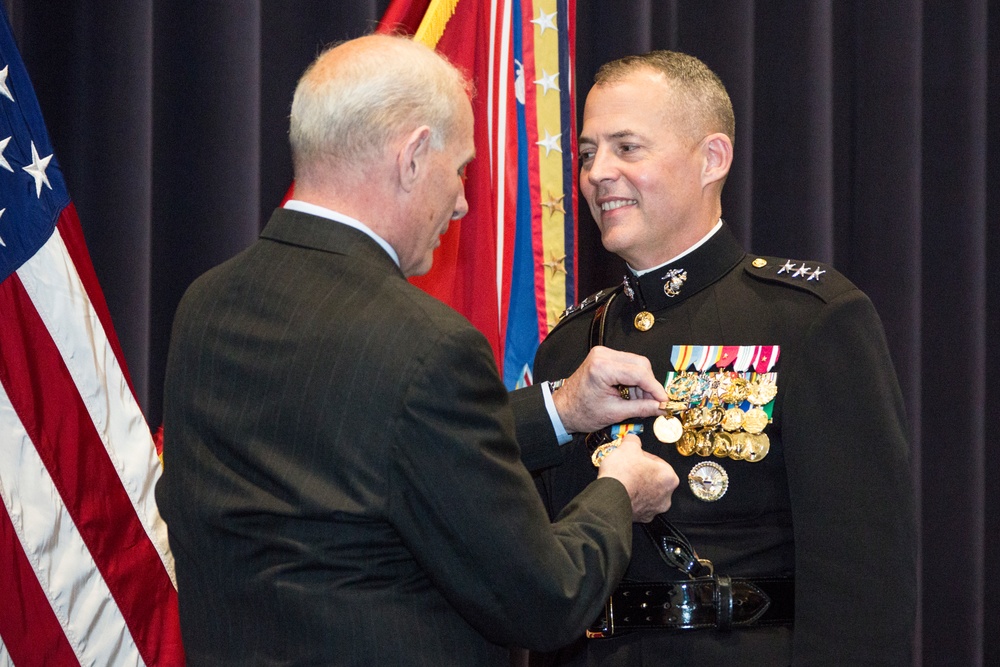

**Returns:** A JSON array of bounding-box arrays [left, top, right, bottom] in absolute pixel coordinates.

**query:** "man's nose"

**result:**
[[452, 188, 469, 220], [586, 147, 617, 184]]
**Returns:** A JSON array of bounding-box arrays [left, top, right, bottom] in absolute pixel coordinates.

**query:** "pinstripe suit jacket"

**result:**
[[155, 208, 631, 666]]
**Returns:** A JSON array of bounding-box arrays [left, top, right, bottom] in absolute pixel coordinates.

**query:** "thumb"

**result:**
[[605, 398, 668, 422]]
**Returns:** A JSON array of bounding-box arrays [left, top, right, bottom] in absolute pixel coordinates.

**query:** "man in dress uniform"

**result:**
[[528, 51, 917, 665], [156, 35, 681, 666]]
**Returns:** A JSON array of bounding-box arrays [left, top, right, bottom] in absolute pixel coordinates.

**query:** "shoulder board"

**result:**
[[550, 284, 622, 334], [743, 255, 857, 304]]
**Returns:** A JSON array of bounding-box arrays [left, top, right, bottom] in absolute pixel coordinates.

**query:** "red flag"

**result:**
[[378, 0, 578, 386], [379, 0, 513, 364], [379, 0, 432, 33], [0, 7, 184, 665]]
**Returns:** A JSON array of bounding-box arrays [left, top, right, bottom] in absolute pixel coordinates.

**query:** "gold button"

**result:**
[[752, 258, 767, 268], [634, 311, 654, 331]]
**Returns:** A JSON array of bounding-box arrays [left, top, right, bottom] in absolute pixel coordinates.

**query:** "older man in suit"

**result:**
[[156, 35, 679, 666]]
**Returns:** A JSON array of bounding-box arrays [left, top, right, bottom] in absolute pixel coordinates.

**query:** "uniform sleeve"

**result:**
[[509, 384, 567, 472], [386, 323, 632, 651], [781, 289, 917, 665]]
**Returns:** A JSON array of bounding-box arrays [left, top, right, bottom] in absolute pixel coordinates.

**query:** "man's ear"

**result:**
[[397, 126, 433, 193], [701, 132, 733, 188]]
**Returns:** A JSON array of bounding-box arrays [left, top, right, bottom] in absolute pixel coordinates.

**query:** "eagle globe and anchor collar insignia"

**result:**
[[622, 268, 688, 332]]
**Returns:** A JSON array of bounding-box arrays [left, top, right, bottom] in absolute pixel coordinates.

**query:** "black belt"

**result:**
[[586, 517, 794, 638], [586, 575, 794, 637]]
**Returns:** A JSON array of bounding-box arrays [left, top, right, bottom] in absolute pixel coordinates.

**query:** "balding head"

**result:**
[[289, 34, 471, 186], [286, 34, 476, 278]]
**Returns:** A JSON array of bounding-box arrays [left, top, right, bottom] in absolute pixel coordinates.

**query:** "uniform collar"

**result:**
[[622, 221, 746, 313]]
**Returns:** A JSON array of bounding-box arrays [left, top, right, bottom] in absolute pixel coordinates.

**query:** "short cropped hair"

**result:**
[[594, 50, 735, 146], [289, 35, 471, 178]]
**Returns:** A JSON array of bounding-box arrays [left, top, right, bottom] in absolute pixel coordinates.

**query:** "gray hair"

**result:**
[[594, 50, 734, 146], [289, 35, 470, 178]]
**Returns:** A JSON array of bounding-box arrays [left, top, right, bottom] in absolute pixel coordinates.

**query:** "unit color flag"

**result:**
[[378, 0, 579, 389]]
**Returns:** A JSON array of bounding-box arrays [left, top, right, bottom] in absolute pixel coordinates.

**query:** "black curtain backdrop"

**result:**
[[6, 1, 997, 665]]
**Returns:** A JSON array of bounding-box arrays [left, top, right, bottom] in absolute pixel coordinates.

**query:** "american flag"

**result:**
[[0, 7, 183, 666]]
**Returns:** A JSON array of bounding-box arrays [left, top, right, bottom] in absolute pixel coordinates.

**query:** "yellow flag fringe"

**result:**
[[414, 0, 460, 48]]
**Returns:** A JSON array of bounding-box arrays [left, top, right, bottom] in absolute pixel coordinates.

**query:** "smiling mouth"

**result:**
[[600, 199, 637, 212]]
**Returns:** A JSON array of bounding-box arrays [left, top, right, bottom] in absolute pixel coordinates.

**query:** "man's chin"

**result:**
[[404, 256, 434, 279], [600, 230, 632, 258]]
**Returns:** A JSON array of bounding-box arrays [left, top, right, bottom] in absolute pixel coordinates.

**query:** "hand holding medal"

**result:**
[[593, 432, 679, 522], [551, 346, 672, 434]]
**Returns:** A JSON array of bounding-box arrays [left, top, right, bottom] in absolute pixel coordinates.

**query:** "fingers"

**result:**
[[617, 432, 643, 450], [604, 398, 668, 421], [554, 389, 665, 434], [552, 347, 668, 433], [589, 346, 668, 402], [596, 435, 678, 522]]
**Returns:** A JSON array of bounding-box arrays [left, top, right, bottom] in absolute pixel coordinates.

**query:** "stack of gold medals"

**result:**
[[653, 370, 777, 463]]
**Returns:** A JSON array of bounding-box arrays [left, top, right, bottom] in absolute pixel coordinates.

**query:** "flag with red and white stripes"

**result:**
[[378, 0, 578, 390], [0, 7, 184, 666]]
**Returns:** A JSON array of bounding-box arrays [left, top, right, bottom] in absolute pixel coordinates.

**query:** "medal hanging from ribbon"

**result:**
[[591, 423, 644, 467]]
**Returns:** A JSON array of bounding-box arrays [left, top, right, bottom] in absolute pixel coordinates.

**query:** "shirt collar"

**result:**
[[631, 219, 724, 277]]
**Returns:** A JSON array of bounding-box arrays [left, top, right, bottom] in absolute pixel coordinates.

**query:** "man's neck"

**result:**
[[631, 219, 723, 277], [283, 199, 401, 268]]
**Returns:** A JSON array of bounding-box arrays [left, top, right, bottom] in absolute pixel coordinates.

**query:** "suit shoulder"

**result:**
[[387, 277, 492, 346], [742, 255, 858, 303], [549, 285, 622, 335]]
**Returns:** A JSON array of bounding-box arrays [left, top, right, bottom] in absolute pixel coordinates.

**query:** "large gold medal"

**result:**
[[676, 430, 697, 456], [720, 375, 750, 404], [694, 430, 714, 457], [653, 415, 683, 443], [681, 408, 704, 429], [728, 432, 749, 460], [747, 376, 778, 405], [712, 431, 734, 458], [704, 407, 725, 428], [721, 407, 745, 431]]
